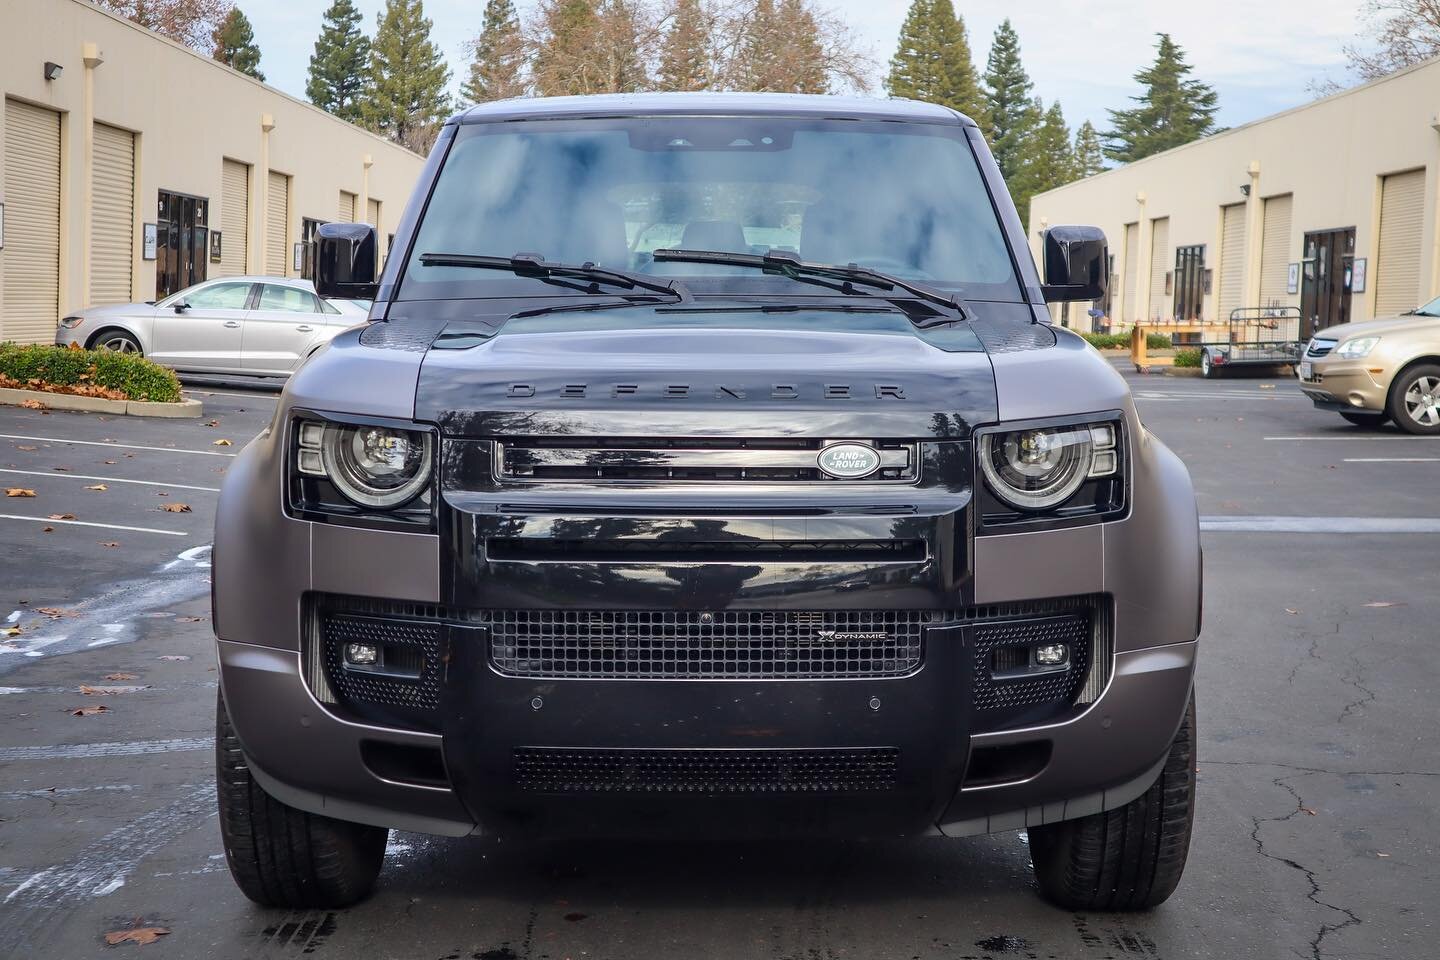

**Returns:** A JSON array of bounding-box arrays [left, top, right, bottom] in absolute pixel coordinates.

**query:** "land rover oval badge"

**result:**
[[817, 443, 881, 479]]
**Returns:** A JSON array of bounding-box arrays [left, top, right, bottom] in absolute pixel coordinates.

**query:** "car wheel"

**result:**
[[1387, 364, 1440, 435], [92, 330, 143, 355], [1339, 411, 1388, 428], [215, 689, 387, 908], [1200, 350, 1216, 378], [1029, 696, 1195, 911]]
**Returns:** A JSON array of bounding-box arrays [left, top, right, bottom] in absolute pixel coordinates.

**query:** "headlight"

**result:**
[[296, 419, 433, 508], [1336, 336, 1379, 359], [59, 316, 84, 329], [979, 422, 1119, 511]]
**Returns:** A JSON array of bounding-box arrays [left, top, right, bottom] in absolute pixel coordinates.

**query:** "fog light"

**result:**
[[345, 642, 379, 666], [1034, 643, 1069, 666]]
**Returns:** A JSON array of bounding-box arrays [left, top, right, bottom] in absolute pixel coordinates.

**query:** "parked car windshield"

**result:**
[[1413, 296, 1440, 317], [399, 117, 1021, 303]]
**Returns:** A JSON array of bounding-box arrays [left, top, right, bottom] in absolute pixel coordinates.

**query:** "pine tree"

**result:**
[[657, 0, 712, 92], [462, 0, 526, 103], [1072, 119, 1106, 178], [595, 0, 652, 93], [730, 0, 827, 93], [212, 7, 265, 80], [1104, 33, 1219, 163], [885, 0, 982, 121], [1029, 101, 1075, 194], [777, 0, 827, 94], [532, 0, 602, 96], [364, 0, 451, 152], [307, 0, 371, 122], [982, 19, 1037, 177], [93, 0, 229, 52]]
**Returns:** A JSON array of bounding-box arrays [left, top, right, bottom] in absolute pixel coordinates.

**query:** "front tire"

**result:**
[[1387, 364, 1440, 435], [1200, 350, 1220, 378], [91, 329, 143, 355], [1029, 696, 1195, 911], [216, 690, 387, 908]]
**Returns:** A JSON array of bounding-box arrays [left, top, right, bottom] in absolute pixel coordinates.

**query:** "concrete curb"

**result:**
[[0, 386, 203, 418]]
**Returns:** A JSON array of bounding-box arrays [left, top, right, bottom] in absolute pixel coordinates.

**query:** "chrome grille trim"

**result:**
[[495, 438, 918, 483]]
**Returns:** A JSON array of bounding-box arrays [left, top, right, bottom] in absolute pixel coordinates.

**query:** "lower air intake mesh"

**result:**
[[513, 747, 900, 794], [972, 614, 1092, 711]]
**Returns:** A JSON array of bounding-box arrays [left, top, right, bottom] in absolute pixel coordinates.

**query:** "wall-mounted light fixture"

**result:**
[[43, 61, 63, 81], [1239, 184, 1251, 197]]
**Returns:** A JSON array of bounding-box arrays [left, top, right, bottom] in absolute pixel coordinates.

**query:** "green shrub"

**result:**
[[1172, 348, 1202, 368], [1081, 332, 1130, 350], [1145, 333, 1173, 350], [0, 342, 183, 403]]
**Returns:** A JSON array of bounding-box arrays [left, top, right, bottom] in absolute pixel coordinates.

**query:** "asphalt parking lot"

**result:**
[[1, 366, 1436, 960]]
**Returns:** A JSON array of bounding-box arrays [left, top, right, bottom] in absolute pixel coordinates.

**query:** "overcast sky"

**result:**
[[244, 0, 1366, 133]]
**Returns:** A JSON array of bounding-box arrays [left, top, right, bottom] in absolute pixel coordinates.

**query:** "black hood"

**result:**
[[413, 302, 1002, 439]]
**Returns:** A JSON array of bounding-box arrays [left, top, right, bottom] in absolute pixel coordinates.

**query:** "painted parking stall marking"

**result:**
[[0, 433, 237, 457], [0, 468, 220, 492]]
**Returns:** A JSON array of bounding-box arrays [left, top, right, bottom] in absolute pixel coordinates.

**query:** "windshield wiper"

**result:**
[[418, 252, 693, 304], [650, 248, 968, 326]]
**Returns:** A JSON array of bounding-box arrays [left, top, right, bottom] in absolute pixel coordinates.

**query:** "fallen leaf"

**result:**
[[1285, 608, 1299, 615], [69, 704, 109, 717], [19, 399, 46, 410], [204, 419, 220, 427], [1258, 383, 1275, 389], [52, 466, 70, 472], [213, 438, 232, 446], [159, 503, 191, 513], [156, 491, 169, 497], [103, 673, 140, 681], [1302, 807, 1318, 816], [98, 541, 120, 548], [1, 626, 20, 638], [104, 927, 169, 946], [47, 513, 75, 521], [176, 616, 206, 623], [157, 655, 190, 661], [103, 459, 117, 465], [1377, 852, 1391, 858], [35, 607, 71, 618], [79, 684, 146, 695], [85, 484, 108, 492], [16, 444, 37, 451], [1362, 601, 1399, 608], [41, 526, 54, 533], [5, 488, 36, 497]]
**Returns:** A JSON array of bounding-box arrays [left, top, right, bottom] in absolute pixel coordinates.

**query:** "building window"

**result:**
[[1173, 245, 1205, 321]]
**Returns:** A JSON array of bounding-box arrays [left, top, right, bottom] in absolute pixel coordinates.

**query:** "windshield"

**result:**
[[399, 117, 1020, 304], [1415, 296, 1440, 317]]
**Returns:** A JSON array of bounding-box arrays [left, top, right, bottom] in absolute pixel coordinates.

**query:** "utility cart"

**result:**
[[1195, 307, 1305, 378]]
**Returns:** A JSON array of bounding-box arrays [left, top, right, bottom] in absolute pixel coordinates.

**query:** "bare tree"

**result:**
[[1344, 0, 1440, 79], [715, 0, 870, 93], [93, 0, 232, 52]]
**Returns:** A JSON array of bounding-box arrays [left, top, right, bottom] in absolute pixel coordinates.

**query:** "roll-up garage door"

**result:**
[[366, 197, 380, 227], [1147, 217, 1170, 321], [1122, 222, 1139, 323], [1374, 169, 1425, 317], [1259, 194, 1292, 307], [1217, 203, 1246, 322], [220, 159, 249, 277], [265, 171, 290, 276], [339, 190, 357, 223], [90, 123, 136, 306], [3, 99, 62, 343]]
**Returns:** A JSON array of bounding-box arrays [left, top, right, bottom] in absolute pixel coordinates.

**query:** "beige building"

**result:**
[[0, 0, 425, 344], [1030, 56, 1440, 339]]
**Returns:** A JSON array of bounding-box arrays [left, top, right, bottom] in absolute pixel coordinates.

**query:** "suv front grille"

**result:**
[[488, 609, 927, 679], [1306, 339, 1335, 358], [496, 437, 917, 483], [513, 747, 900, 793]]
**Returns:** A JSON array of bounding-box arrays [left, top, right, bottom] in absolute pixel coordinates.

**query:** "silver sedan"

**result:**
[[54, 276, 371, 377]]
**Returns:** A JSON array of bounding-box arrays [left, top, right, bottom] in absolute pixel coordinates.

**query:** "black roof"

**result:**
[[451, 92, 976, 128]]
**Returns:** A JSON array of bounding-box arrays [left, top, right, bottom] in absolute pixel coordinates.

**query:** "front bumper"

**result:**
[[1298, 360, 1387, 411]]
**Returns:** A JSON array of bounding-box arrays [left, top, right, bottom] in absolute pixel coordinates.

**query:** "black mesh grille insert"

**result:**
[[488, 609, 927, 679], [320, 614, 444, 713], [514, 747, 900, 794], [972, 614, 1092, 712]]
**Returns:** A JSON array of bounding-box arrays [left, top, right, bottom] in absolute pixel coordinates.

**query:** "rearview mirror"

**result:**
[[315, 222, 379, 300], [1041, 225, 1107, 303]]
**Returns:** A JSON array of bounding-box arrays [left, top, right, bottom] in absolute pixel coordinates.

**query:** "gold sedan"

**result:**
[[1297, 296, 1440, 434]]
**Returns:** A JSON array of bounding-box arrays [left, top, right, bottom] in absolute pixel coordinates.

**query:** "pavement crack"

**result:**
[[1248, 774, 1361, 960], [1335, 642, 1377, 724]]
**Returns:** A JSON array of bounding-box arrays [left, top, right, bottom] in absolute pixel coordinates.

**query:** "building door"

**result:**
[[91, 123, 136, 306], [219, 159, 250, 277], [156, 191, 209, 298], [3, 98, 62, 344], [1173, 245, 1206, 321], [265, 171, 290, 276], [1374, 169, 1425, 317], [1300, 227, 1355, 338]]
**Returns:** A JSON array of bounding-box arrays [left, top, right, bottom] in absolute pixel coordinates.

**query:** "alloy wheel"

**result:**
[[100, 336, 138, 354], [1404, 375, 1440, 427]]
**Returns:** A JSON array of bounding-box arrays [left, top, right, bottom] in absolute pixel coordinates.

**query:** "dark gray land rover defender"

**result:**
[[213, 94, 1200, 912]]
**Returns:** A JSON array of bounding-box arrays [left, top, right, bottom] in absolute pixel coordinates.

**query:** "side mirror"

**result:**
[[173, 300, 190, 313], [1041, 225, 1107, 303], [315, 222, 379, 300]]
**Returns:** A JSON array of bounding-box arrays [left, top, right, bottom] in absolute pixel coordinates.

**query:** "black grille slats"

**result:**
[[488, 609, 926, 680], [496, 438, 916, 483], [514, 747, 900, 793]]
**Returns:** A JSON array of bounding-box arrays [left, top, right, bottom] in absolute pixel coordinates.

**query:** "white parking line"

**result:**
[[1343, 458, 1440, 463], [183, 388, 280, 400], [1200, 515, 1440, 533], [0, 514, 186, 536], [0, 433, 236, 457], [1264, 435, 1438, 441], [0, 468, 220, 492]]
